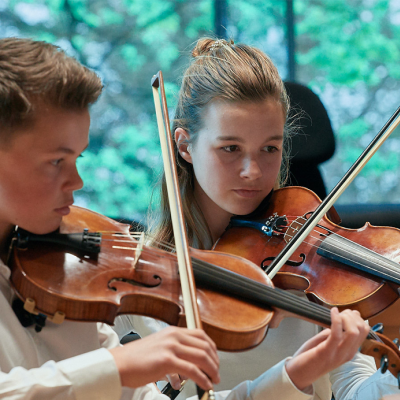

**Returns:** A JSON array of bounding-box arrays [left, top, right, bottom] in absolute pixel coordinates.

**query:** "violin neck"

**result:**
[[193, 257, 381, 341], [192, 257, 332, 327], [317, 234, 400, 285]]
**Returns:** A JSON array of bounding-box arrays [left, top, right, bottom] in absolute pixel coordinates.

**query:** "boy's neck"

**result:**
[[0, 223, 14, 264]]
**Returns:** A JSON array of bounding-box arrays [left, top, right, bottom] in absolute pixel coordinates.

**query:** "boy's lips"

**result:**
[[54, 202, 73, 216]]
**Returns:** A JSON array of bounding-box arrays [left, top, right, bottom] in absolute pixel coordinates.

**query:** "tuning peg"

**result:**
[[380, 354, 389, 374], [372, 323, 384, 334], [394, 338, 400, 350]]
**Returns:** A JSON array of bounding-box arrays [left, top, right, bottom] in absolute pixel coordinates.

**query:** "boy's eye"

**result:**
[[222, 145, 239, 152], [51, 159, 63, 166]]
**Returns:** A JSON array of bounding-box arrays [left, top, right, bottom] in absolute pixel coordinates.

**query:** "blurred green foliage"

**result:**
[[2, 0, 400, 219], [295, 0, 400, 203]]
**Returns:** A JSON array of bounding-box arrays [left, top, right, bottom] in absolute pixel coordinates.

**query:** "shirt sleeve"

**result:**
[[187, 358, 313, 400], [330, 351, 399, 400], [113, 315, 169, 340], [0, 348, 122, 400], [96, 322, 173, 400]]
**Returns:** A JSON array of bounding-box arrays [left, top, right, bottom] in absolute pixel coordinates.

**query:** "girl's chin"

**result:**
[[226, 203, 260, 216]]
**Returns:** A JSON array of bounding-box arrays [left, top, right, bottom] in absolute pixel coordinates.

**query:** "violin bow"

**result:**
[[151, 71, 215, 400], [267, 106, 400, 279]]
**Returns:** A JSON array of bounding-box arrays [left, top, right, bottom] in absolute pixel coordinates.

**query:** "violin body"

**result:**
[[214, 186, 400, 319], [10, 205, 400, 379], [10, 205, 273, 351]]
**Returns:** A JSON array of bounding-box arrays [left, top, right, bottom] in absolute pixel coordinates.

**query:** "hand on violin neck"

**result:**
[[109, 326, 220, 390], [285, 307, 369, 391], [165, 373, 184, 390]]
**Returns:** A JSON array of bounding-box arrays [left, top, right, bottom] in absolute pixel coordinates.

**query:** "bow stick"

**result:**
[[267, 106, 400, 279], [152, 71, 215, 400]]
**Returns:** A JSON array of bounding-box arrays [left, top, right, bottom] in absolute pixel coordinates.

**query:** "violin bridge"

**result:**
[[23, 298, 65, 324], [132, 231, 145, 268], [284, 216, 307, 243]]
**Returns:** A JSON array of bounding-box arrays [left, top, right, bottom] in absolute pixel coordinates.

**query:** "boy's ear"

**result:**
[[175, 128, 192, 164]]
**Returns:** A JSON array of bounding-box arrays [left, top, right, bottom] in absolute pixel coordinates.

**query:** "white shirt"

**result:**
[[330, 351, 400, 400], [0, 259, 313, 400], [115, 307, 400, 400]]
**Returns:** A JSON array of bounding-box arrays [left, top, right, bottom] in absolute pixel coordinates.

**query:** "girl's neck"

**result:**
[[193, 181, 233, 245]]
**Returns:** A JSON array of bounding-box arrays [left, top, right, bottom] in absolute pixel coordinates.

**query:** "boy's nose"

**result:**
[[65, 166, 84, 191]]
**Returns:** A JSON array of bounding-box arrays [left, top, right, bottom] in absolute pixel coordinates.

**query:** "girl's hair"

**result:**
[[149, 37, 291, 250], [0, 37, 102, 143]]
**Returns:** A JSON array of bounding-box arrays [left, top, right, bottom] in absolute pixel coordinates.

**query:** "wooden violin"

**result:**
[[8, 205, 400, 384], [214, 186, 400, 320]]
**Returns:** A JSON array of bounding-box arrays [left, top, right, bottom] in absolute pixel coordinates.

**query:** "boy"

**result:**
[[0, 37, 219, 400]]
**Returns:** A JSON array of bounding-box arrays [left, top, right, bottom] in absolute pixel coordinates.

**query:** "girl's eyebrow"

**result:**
[[216, 135, 284, 142], [217, 135, 245, 142]]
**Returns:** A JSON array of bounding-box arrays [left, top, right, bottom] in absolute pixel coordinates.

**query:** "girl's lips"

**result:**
[[54, 206, 71, 216], [233, 189, 261, 198]]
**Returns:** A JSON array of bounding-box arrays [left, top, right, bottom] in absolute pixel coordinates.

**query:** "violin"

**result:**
[[9, 205, 271, 350], [8, 205, 400, 383], [214, 186, 400, 320]]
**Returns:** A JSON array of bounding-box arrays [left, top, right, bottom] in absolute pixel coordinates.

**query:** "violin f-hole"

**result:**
[[108, 275, 162, 291], [261, 254, 306, 274]]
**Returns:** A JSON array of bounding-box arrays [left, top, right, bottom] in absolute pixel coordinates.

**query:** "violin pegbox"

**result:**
[[12, 227, 101, 256], [360, 331, 400, 388]]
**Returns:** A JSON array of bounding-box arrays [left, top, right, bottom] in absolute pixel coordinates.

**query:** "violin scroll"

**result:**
[[361, 330, 400, 388]]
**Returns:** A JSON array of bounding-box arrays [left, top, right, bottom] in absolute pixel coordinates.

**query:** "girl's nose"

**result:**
[[240, 157, 263, 180]]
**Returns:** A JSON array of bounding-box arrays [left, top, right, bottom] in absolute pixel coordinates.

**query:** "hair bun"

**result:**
[[191, 38, 234, 57]]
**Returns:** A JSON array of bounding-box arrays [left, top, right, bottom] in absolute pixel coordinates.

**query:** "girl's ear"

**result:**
[[175, 128, 192, 164]]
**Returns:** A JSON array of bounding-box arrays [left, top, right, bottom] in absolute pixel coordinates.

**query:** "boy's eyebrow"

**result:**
[[216, 135, 284, 142], [54, 144, 89, 154]]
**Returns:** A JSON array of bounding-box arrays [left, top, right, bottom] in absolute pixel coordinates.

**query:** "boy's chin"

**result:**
[[20, 216, 63, 235]]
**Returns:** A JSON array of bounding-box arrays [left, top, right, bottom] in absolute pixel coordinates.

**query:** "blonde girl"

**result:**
[[114, 38, 381, 400]]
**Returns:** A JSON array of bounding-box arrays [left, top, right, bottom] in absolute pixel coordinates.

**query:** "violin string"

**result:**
[[97, 222, 400, 284], [90, 227, 394, 337], [91, 216, 400, 286], [119, 234, 371, 335], [190, 256, 380, 341], [192, 256, 331, 322], [264, 214, 400, 281], [267, 220, 400, 284], [281, 216, 400, 281], [92, 230, 177, 255], [99, 233, 179, 253], [94, 230, 381, 342]]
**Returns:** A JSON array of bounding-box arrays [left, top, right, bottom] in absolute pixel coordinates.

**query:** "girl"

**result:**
[[114, 38, 390, 400]]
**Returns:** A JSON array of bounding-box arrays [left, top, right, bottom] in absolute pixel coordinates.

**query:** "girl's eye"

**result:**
[[222, 145, 239, 152], [263, 146, 278, 153]]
